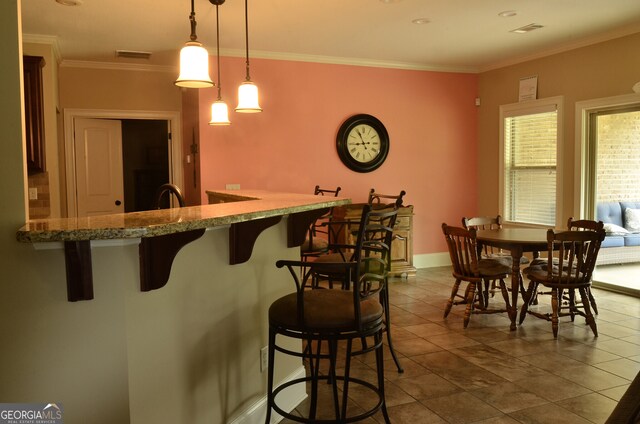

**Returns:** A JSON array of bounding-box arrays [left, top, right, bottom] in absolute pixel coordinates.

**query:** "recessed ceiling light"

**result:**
[[412, 18, 430, 25], [498, 10, 517, 18], [379, 0, 402, 3], [55, 0, 82, 5], [510, 23, 544, 33]]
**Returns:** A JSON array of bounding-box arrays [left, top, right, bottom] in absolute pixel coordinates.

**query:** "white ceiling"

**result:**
[[21, 0, 640, 72]]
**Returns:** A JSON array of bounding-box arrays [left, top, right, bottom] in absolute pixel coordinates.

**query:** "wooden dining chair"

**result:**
[[528, 217, 604, 314], [462, 215, 528, 306], [566, 218, 604, 316], [441, 223, 512, 328], [519, 228, 605, 338]]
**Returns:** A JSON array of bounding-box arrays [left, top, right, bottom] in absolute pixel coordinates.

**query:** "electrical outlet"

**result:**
[[260, 346, 268, 373], [225, 184, 241, 190], [28, 188, 38, 200]]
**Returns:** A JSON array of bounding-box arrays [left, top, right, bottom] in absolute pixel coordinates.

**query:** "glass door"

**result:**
[[588, 106, 640, 296]]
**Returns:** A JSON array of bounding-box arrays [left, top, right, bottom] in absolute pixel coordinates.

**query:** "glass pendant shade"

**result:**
[[235, 81, 262, 113], [175, 41, 214, 88], [209, 100, 231, 125]]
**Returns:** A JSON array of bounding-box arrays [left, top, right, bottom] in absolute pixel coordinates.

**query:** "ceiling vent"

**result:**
[[115, 50, 152, 60], [510, 23, 544, 34]]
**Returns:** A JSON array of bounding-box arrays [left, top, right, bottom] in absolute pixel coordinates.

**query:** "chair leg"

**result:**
[[579, 287, 598, 337], [551, 288, 560, 338], [498, 278, 512, 315], [308, 339, 322, 421], [341, 338, 353, 421], [381, 287, 403, 373], [480, 279, 490, 309], [567, 288, 577, 322], [587, 287, 599, 315], [264, 328, 276, 424], [444, 278, 462, 318], [463, 282, 476, 328], [374, 330, 391, 424], [328, 339, 340, 421], [519, 281, 537, 325]]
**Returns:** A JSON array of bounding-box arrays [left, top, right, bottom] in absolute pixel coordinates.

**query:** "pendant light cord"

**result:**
[[189, 0, 197, 41], [216, 4, 222, 100], [243, 0, 251, 81]]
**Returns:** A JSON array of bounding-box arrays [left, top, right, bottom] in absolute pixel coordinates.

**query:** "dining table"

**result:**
[[476, 227, 551, 330]]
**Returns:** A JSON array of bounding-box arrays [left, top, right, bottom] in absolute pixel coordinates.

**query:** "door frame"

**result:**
[[574, 92, 640, 218], [64, 109, 183, 217]]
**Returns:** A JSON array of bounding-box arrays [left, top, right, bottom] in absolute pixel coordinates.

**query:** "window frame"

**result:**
[[499, 96, 564, 228]]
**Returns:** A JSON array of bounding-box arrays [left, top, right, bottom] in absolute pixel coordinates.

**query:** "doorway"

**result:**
[[577, 94, 640, 297], [64, 109, 183, 217]]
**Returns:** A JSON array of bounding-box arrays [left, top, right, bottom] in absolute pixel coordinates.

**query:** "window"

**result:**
[[499, 97, 563, 227]]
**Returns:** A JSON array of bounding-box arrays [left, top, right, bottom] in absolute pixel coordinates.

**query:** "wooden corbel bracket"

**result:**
[[139, 229, 206, 292]]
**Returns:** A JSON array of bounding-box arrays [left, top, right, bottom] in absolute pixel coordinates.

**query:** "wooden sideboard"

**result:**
[[334, 203, 416, 278]]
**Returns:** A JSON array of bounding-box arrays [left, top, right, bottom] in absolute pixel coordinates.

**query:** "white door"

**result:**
[[74, 118, 124, 217]]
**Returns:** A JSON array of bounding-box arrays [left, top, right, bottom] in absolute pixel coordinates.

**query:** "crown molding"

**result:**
[[60, 60, 175, 73], [220, 47, 479, 74], [21, 34, 62, 64]]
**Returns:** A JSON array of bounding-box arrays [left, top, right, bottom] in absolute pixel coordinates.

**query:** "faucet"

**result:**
[[154, 184, 185, 209]]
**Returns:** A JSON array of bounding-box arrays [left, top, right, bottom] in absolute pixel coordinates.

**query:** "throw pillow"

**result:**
[[603, 222, 629, 236], [624, 208, 640, 233]]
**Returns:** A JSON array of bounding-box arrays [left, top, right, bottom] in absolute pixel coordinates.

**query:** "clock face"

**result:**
[[336, 114, 389, 173], [347, 124, 381, 163]]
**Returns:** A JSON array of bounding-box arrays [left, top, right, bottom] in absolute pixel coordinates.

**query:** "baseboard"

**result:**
[[227, 366, 307, 424], [413, 252, 450, 269]]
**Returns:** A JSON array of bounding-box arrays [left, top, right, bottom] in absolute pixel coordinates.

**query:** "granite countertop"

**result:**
[[17, 190, 351, 243]]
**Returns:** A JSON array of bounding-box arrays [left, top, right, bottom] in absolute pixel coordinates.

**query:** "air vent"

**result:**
[[510, 23, 544, 34], [115, 50, 152, 60]]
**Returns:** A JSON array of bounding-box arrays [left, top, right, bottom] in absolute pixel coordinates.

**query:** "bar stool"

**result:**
[[308, 189, 406, 373], [265, 204, 397, 423]]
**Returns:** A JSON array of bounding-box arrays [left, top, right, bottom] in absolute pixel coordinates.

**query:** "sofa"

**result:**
[[596, 201, 640, 265]]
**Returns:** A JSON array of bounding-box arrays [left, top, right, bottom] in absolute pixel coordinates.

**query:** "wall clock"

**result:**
[[336, 114, 389, 173]]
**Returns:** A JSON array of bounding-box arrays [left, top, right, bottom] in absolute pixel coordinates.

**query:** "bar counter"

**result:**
[[7, 190, 350, 423], [17, 190, 349, 243], [16, 190, 350, 302]]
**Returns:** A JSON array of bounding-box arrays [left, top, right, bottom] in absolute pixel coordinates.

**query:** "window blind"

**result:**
[[504, 110, 557, 226]]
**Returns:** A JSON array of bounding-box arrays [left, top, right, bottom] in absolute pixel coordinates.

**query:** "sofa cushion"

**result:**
[[603, 223, 629, 236], [602, 236, 625, 248], [624, 233, 640, 247], [624, 208, 640, 233], [597, 202, 624, 227]]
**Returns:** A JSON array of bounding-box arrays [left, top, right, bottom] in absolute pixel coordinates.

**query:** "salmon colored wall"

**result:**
[[198, 56, 478, 255]]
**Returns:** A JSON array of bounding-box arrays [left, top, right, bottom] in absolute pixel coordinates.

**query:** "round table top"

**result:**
[[476, 227, 551, 245]]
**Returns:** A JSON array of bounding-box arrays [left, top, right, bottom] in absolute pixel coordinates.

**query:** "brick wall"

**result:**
[[596, 111, 640, 202]]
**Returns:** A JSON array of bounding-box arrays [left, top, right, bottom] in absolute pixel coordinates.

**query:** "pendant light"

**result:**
[[235, 0, 262, 113], [175, 0, 214, 88], [209, 0, 231, 125]]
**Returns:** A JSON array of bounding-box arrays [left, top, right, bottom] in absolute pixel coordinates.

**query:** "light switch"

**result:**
[[28, 188, 38, 200]]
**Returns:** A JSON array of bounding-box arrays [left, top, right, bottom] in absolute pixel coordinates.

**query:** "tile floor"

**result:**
[[279, 266, 640, 424]]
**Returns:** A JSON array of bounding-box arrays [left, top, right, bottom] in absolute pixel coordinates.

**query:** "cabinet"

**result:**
[[23, 55, 46, 174], [334, 203, 416, 278]]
